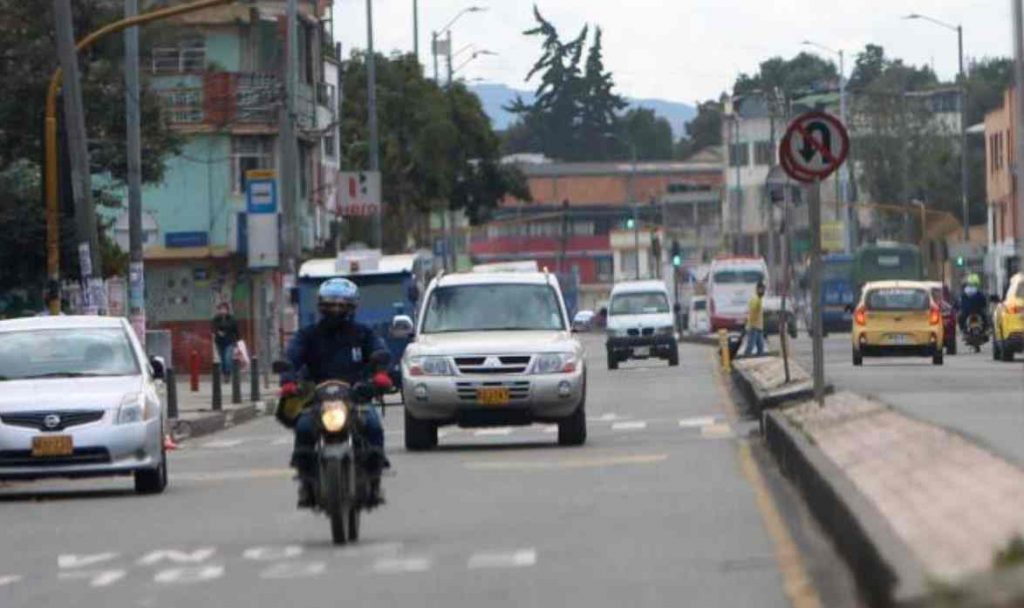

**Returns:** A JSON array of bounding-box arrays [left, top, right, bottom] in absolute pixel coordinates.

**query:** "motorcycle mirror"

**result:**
[[352, 382, 376, 403], [271, 360, 293, 374], [390, 315, 415, 339]]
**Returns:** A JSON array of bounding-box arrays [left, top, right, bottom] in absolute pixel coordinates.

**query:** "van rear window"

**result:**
[[713, 270, 764, 284], [865, 288, 929, 311]]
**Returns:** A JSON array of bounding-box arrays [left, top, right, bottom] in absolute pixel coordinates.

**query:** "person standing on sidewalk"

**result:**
[[212, 302, 239, 381], [743, 281, 766, 357]]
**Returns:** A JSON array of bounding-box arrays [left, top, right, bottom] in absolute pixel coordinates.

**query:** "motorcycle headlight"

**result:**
[[533, 353, 577, 374], [320, 401, 349, 433], [117, 392, 145, 425], [407, 356, 453, 377]]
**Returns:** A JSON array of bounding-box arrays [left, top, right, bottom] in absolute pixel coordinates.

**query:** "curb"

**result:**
[[679, 334, 718, 346], [169, 403, 262, 443], [763, 410, 930, 607], [730, 361, 825, 414]]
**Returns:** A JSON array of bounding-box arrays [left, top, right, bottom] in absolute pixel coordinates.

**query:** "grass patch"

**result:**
[[995, 535, 1024, 570]]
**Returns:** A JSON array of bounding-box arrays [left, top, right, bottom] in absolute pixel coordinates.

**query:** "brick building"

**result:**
[[984, 87, 1023, 291]]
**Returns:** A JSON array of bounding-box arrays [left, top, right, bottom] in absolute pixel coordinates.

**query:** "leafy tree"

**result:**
[[341, 52, 528, 250], [734, 52, 838, 99], [618, 108, 673, 160], [675, 100, 722, 159], [0, 0, 179, 297]]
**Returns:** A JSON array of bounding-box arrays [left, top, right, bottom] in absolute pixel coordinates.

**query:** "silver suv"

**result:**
[[397, 271, 586, 450]]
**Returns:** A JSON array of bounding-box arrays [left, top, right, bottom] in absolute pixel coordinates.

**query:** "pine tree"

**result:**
[[576, 28, 626, 161]]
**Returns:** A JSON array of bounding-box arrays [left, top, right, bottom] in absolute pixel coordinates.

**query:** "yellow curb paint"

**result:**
[[464, 453, 668, 471], [700, 422, 736, 439], [710, 350, 822, 608]]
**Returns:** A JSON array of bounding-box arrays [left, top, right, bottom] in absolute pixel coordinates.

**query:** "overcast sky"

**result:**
[[332, 0, 1014, 103]]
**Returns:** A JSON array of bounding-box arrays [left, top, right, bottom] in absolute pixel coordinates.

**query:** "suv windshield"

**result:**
[[610, 292, 669, 315], [0, 328, 139, 381], [866, 288, 930, 311], [714, 269, 764, 284], [421, 284, 565, 333]]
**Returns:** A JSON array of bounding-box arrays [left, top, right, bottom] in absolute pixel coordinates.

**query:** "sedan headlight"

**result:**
[[116, 392, 145, 425], [320, 401, 349, 433], [407, 356, 453, 377], [533, 353, 578, 374]]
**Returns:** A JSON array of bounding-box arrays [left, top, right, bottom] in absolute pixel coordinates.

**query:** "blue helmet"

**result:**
[[318, 278, 359, 322]]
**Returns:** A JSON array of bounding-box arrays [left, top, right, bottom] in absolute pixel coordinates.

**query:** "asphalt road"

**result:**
[[786, 331, 1024, 462], [0, 336, 855, 608]]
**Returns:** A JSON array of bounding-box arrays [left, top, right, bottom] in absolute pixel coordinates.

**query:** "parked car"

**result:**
[[924, 281, 957, 355], [687, 296, 710, 334], [0, 316, 168, 493], [992, 272, 1024, 362], [572, 310, 596, 332], [605, 280, 679, 369], [398, 271, 586, 450], [851, 281, 944, 366]]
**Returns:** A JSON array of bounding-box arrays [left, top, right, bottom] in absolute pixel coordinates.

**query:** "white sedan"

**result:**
[[0, 316, 167, 494]]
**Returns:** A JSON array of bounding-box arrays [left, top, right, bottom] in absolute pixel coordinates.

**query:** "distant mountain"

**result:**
[[470, 83, 696, 138]]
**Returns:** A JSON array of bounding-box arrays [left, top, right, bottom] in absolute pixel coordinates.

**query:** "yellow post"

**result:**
[[44, 0, 234, 294], [718, 329, 731, 373]]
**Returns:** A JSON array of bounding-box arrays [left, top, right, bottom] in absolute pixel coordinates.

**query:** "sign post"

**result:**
[[779, 111, 850, 407], [338, 171, 382, 219]]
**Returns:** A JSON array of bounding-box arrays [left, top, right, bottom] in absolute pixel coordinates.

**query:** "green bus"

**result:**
[[852, 243, 924, 296]]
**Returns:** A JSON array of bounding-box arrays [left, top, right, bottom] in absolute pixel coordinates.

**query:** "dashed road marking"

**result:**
[[701, 423, 736, 440], [59, 552, 119, 569], [259, 561, 326, 579], [0, 575, 21, 587], [242, 545, 303, 561], [474, 428, 512, 437], [611, 421, 647, 431], [678, 416, 718, 428], [201, 439, 244, 449], [58, 569, 126, 587], [595, 413, 624, 422], [153, 565, 225, 584], [465, 453, 667, 471], [467, 549, 537, 569], [371, 557, 431, 574], [172, 468, 293, 483]]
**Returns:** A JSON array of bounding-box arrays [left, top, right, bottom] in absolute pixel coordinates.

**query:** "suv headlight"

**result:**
[[116, 392, 146, 425], [533, 353, 578, 374], [407, 356, 453, 377]]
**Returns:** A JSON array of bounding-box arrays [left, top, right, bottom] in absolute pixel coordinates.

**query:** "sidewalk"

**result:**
[[163, 373, 274, 443]]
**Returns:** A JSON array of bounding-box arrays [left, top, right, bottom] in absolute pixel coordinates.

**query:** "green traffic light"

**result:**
[[956, 256, 965, 267], [672, 255, 682, 267], [626, 219, 635, 229]]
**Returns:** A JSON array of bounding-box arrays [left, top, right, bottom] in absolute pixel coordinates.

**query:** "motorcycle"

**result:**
[[962, 313, 989, 353], [273, 356, 391, 545]]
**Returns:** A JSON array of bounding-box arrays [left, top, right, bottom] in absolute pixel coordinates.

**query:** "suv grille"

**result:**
[[0, 410, 106, 431], [455, 381, 530, 402], [454, 355, 533, 375], [625, 328, 655, 337]]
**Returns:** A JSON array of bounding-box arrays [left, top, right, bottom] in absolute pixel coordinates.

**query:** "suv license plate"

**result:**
[[634, 346, 650, 357], [886, 334, 909, 345], [32, 435, 73, 457], [477, 388, 510, 406]]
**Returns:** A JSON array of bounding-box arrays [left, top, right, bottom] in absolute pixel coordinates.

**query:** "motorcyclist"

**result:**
[[957, 273, 989, 333], [281, 278, 392, 508]]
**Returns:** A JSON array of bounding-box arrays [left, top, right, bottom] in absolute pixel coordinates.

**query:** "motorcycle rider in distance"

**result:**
[[957, 273, 989, 334], [281, 278, 392, 508]]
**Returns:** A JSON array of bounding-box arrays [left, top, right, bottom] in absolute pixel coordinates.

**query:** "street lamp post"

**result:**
[[904, 13, 969, 241], [430, 6, 486, 84], [802, 40, 853, 253]]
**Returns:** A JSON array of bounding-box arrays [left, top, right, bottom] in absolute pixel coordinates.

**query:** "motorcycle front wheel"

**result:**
[[322, 458, 350, 545]]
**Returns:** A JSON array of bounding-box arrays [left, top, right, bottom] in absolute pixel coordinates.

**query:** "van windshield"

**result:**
[[610, 292, 669, 315], [713, 270, 764, 284]]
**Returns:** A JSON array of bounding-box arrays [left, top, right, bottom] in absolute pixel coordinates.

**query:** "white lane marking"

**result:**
[[153, 565, 225, 584], [371, 557, 431, 574], [138, 548, 217, 566], [201, 439, 244, 449], [0, 575, 21, 587], [611, 421, 647, 431], [595, 413, 623, 422], [467, 549, 537, 570], [335, 542, 403, 559], [678, 416, 718, 429], [474, 428, 512, 437], [701, 423, 736, 439], [271, 437, 292, 446], [260, 561, 326, 580], [58, 570, 125, 588], [58, 552, 119, 569], [242, 545, 303, 561]]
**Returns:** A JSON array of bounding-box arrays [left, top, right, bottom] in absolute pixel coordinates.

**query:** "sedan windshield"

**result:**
[[866, 289, 930, 311], [0, 328, 139, 381], [421, 284, 565, 333], [610, 292, 669, 315]]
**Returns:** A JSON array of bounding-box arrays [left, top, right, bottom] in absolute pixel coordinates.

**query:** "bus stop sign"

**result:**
[[780, 111, 849, 183]]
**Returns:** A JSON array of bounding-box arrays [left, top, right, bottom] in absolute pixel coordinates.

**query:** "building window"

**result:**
[[323, 134, 337, 159], [754, 141, 774, 166], [729, 143, 749, 167], [231, 136, 274, 194], [156, 89, 202, 123], [596, 256, 613, 282], [151, 37, 205, 74]]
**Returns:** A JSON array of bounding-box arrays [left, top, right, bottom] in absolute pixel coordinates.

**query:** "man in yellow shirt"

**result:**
[[743, 281, 766, 357]]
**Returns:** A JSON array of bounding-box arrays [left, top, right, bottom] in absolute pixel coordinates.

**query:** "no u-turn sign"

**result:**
[[779, 111, 849, 183]]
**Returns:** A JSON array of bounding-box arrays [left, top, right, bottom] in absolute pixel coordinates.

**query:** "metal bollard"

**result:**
[[231, 364, 242, 405], [166, 368, 179, 419], [212, 365, 222, 411], [189, 350, 200, 392], [718, 329, 731, 373], [250, 357, 261, 402]]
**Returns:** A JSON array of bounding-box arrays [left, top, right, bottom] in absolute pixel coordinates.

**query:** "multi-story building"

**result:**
[[120, 1, 341, 368], [469, 158, 723, 310], [984, 87, 1023, 292]]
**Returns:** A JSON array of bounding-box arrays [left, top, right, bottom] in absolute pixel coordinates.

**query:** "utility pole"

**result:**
[[432, 31, 440, 82], [957, 25, 970, 242], [446, 29, 455, 270], [366, 0, 382, 250], [630, 145, 640, 279], [1016, 0, 1024, 261], [54, 0, 102, 304], [124, 0, 145, 339], [413, 0, 419, 62]]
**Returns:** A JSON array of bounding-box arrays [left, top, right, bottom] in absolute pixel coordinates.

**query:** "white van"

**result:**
[[708, 257, 768, 332], [604, 280, 679, 370]]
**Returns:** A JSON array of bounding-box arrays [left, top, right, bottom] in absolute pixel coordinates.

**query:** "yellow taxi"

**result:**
[[851, 280, 944, 366], [993, 272, 1024, 362]]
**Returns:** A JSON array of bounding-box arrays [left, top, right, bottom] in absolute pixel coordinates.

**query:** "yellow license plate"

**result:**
[[477, 388, 510, 406], [32, 435, 73, 457]]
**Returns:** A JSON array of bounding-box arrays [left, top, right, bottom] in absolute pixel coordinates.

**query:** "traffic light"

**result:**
[[670, 239, 682, 267], [625, 218, 635, 230], [956, 256, 965, 268], [672, 254, 682, 267]]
